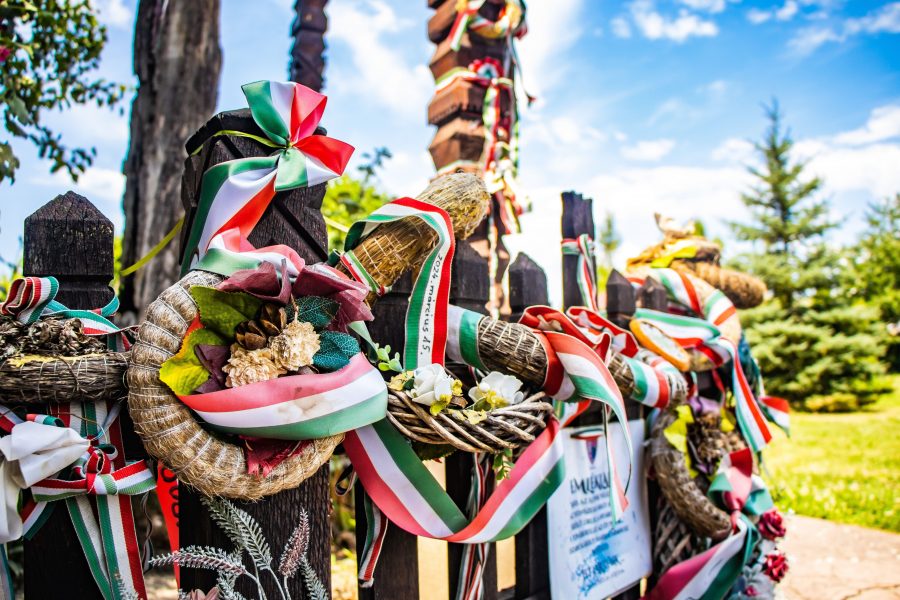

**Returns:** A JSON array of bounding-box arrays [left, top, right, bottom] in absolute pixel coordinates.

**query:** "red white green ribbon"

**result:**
[[560, 236, 599, 310], [566, 306, 684, 409], [178, 354, 387, 440], [181, 80, 353, 277], [1, 276, 131, 351], [448, 0, 527, 50], [0, 403, 154, 599], [343, 197, 456, 369], [647, 448, 772, 600], [632, 269, 773, 452], [759, 395, 790, 436]]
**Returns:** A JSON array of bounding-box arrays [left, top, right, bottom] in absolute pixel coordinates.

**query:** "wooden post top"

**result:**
[[24, 191, 114, 309]]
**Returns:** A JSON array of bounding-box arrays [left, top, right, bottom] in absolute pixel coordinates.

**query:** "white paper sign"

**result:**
[[547, 420, 651, 599]]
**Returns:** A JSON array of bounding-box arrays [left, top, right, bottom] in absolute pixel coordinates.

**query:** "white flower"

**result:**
[[408, 364, 456, 408], [269, 320, 320, 371], [468, 371, 524, 410]]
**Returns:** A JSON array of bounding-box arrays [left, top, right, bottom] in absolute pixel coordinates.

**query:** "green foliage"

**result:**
[[158, 328, 225, 396], [728, 100, 833, 311], [0, 0, 127, 182], [596, 211, 621, 287], [191, 287, 263, 339], [294, 295, 338, 330], [312, 330, 359, 371], [322, 175, 391, 250], [765, 375, 900, 532], [843, 195, 900, 370], [742, 302, 889, 410]]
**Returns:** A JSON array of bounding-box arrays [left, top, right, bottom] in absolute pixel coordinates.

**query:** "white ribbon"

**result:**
[[0, 421, 89, 542]]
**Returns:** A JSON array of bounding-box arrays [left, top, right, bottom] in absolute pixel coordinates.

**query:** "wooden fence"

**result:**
[[11, 186, 652, 599]]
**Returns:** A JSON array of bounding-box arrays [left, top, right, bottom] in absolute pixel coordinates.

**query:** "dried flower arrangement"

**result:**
[[118, 497, 327, 600]]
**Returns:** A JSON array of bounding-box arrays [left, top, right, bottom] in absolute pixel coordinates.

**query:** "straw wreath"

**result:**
[[648, 408, 743, 541], [127, 173, 491, 499]]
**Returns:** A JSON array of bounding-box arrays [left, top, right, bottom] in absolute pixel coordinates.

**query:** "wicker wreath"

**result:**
[[127, 270, 341, 500], [649, 408, 747, 541], [386, 389, 553, 453]]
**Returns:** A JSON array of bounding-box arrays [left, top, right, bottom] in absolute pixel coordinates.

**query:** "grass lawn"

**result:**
[[765, 375, 900, 533]]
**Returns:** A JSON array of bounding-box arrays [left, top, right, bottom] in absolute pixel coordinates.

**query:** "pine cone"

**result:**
[[235, 303, 288, 350]]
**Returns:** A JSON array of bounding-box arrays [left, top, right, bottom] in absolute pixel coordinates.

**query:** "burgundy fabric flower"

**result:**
[[0, 47, 10, 63], [763, 552, 788, 583], [758, 509, 787, 540], [745, 585, 759, 597]]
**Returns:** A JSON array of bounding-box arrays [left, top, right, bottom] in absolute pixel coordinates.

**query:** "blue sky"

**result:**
[[1, 0, 898, 302]]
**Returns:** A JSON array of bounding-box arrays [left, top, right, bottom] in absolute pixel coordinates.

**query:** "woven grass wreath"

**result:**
[[128, 174, 492, 499], [0, 316, 129, 404], [649, 407, 745, 541]]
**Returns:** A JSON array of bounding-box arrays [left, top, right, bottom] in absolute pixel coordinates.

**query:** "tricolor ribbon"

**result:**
[[0, 403, 155, 599], [435, 58, 525, 235], [448, 0, 527, 51], [560, 235, 600, 310], [0, 276, 131, 351], [181, 80, 353, 277], [631, 269, 773, 452], [647, 448, 773, 600], [566, 306, 684, 409]]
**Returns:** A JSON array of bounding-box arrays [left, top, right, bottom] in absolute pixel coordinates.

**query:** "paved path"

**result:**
[[781, 515, 900, 600], [146, 514, 900, 599]]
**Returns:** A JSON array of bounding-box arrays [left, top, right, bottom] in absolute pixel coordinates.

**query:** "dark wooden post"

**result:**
[[638, 277, 667, 312], [290, 0, 328, 91], [178, 114, 332, 599], [561, 192, 595, 311], [354, 273, 420, 600], [22, 192, 114, 599], [607, 270, 636, 329], [446, 242, 495, 600], [506, 252, 550, 600]]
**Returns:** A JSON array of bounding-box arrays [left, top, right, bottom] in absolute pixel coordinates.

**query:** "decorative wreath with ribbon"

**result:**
[[449, 0, 527, 50]]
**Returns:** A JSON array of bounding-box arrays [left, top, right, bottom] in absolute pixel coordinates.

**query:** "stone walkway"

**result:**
[[145, 514, 900, 599], [780, 515, 900, 600]]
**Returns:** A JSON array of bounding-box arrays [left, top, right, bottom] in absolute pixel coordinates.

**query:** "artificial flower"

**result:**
[[0, 47, 10, 64], [408, 364, 457, 414], [223, 345, 285, 387], [388, 370, 414, 391], [757, 509, 786, 541], [762, 552, 788, 583], [269, 320, 320, 371], [468, 371, 524, 410]]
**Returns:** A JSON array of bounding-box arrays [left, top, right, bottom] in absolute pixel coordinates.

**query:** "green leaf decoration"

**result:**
[[295, 296, 339, 330], [190, 287, 263, 339], [159, 328, 226, 396], [313, 330, 360, 372]]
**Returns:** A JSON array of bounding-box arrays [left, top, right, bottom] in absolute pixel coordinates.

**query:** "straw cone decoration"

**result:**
[[340, 173, 490, 304], [670, 260, 767, 309]]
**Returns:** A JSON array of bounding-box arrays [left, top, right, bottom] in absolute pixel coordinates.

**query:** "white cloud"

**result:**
[[327, 0, 432, 119], [49, 168, 125, 203], [678, 0, 728, 13], [630, 1, 719, 42], [621, 139, 676, 161], [711, 137, 755, 162], [95, 0, 133, 29], [516, 0, 584, 95], [747, 1, 809, 25], [611, 16, 633, 38], [788, 2, 900, 55], [833, 105, 900, 146]]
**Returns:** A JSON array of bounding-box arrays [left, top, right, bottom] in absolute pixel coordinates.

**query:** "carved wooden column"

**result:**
[[290, 0, 328, 91], [427, 0, 517, 314]]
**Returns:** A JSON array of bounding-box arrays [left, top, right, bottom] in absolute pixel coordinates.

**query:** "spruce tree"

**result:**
[[731, 102, 889, 410], [729, 101, 833, 311]]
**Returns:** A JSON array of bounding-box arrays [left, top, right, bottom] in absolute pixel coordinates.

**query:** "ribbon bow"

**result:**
[[647, 448, 773, 600], [0, 276, 131, 351], [0, 416, 89, 542], [181, 80, 354, 277]]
